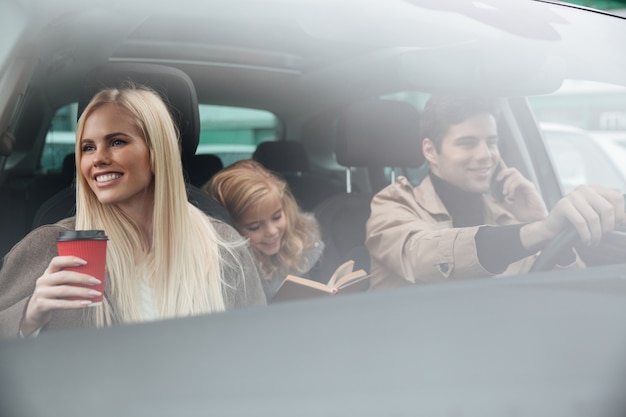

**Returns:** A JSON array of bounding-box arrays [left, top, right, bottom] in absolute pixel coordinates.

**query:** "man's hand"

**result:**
[[520, 184, 626, 251], [494, 166, 548, 222]]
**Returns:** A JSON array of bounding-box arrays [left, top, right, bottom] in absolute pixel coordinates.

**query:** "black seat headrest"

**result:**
[[62, 153, 76, 183], [335, 99, 424, 168], [253, 141, 310, 173], [186, 154, 224, 188], [77, 63, 200, 168]]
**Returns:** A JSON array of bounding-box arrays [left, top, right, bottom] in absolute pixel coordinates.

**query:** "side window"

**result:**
[[527, 80, 626, 193], [382, 91, 430, 112], [41, 103, 78, 173], [197, 105, 279, 167], [542, 127, 626, 194]]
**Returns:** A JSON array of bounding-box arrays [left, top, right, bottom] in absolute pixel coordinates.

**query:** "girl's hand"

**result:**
[[20, 256, 102, 336]]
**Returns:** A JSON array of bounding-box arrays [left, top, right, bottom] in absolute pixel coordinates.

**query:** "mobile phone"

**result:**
[[490, 160, 505, 202]]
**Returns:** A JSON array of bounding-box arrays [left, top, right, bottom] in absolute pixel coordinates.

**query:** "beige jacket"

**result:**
[[0, 217, 266, 338], [366, 175, 579, 290]]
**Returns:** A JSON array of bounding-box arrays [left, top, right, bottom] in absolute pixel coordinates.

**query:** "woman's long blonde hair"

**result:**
[[205, 159, 320, 280], [75, 84, 242, 326]]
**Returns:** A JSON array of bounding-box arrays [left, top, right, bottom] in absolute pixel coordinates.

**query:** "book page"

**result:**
[[271, 275, 333, 303], [334, 269, 368, 289], [283, 274, 331, 292], [271, 260, 369, 303], [327, 260, 355, 288]]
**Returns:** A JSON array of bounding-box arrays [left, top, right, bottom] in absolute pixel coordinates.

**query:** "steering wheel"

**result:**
[[529, 227, 578, 273], [529, 194, 626, 273]]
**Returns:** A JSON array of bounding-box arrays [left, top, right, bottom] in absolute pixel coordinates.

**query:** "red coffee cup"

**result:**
[[56, 230, 108, 306]]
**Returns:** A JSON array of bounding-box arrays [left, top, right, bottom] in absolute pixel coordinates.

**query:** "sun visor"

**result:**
[[400, 44, 565, 97]]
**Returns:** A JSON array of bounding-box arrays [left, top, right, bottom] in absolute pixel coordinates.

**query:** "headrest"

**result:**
[[186, 154, 224, 188], [335, 99, 424, 168], [77, 63, 200, 167], [62, 153, 76, 183], [253, 141, 310, 173]]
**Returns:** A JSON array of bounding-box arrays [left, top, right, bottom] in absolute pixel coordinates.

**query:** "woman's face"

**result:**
[[237, 195, 287, 257], [79, 103, 154, 214]]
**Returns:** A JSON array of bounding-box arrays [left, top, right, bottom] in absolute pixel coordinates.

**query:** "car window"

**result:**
[[528, 80, 626, 193], [529, 80, 626, 133], [41, 104, 279, 172], [542, 125, 626, 194], [40, 103, 78, 173], [4, 1, 626, 414], [381, 91, 430, 112], [197, 105, 279, 167]]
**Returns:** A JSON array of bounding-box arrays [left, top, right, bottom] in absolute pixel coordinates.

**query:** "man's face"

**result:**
[[424, 112, 500, 194]]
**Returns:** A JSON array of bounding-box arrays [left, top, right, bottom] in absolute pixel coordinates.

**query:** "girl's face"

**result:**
[[79, 103, 154, 214], [238, 195, 287, 257]]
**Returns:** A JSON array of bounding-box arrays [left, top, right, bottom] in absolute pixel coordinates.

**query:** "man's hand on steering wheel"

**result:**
[[520, 185, 626, 255]]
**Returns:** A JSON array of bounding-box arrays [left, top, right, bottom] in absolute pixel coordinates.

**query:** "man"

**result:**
[[365, 95, 625, 290]]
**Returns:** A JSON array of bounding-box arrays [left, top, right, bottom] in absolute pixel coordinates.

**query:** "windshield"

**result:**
[[1, 1, 626, 416]]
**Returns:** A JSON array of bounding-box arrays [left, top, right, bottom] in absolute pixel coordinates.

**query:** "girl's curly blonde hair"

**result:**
[[205, 159, 320, 280]]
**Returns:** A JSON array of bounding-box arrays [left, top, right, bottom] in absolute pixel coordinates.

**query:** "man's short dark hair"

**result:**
[[420, 96, 501, 151]]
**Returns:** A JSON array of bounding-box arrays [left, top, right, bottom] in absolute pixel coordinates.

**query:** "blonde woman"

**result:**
[[205, 159, 324, 300], [0, 85, 265, 338]]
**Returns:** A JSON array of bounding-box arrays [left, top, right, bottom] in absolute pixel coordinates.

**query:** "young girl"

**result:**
[[205, 159, 324, 300], [0, 85, 265, 337]]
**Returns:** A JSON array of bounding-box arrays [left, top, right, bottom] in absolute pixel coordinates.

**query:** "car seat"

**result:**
[[32, 62, 232, 228], [185, 154, 224, 188], [313, 98, 425, 280], [24, 153, 76, 226], [252, 140, 343, 212]]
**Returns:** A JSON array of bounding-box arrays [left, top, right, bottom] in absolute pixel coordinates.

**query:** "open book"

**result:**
[[270, 260, 370, 303]]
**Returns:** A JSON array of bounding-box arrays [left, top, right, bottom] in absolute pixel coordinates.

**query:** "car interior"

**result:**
[[0, 6, 427, 262], [0, 60, 426, 278], [2, 7, 626, 275], [2, 1, 626, 415]]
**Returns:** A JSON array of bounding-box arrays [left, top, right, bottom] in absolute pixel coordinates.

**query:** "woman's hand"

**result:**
[[20, 256, 102, 336], [495, 166, 548, 222]]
